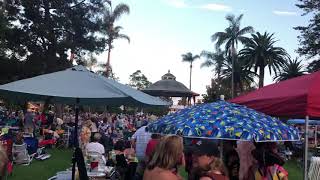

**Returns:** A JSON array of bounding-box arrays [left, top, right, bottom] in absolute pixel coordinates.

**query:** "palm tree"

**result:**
[[104, 2, 130, 78], [211, 14, 254, 97], [181, 52, 200, 90], [239, 32, 289, 87], [274, 58, 305, 82], [201, 49, 225, 79], [201, 50, 256, 93]]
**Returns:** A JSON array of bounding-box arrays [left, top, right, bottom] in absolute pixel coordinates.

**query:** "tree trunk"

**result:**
[[106, 42, 112, 77], [259, 67, 265, 88], [231, 44, 236, 98], [189, 63, 192, 90]]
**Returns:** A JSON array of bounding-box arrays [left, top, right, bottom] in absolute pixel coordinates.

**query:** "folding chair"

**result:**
[[12, 143, 35, 165]]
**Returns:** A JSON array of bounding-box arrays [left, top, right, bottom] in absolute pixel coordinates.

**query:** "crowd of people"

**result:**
[[0, 106, 290, 180]]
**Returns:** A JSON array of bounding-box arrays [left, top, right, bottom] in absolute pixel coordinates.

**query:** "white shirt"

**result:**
[[86, 142, 105, 155], [132, 126, 151, 160]]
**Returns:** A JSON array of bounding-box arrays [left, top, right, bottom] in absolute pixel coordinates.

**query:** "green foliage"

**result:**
[[274, 58, 306, 82], [128, 70, 152, 90], [202, 78, 232, 103], [307, 59, 320, 73], [201, 49, 225, 78], [0, 0, 111, 83], [76, 53, 98, 71], [103, 2, 130, 77], [239, 32, 289, 87], [201, 49, 256, 94], [181, 52, 199, 64], [295, 0, 320, 58], [211, 14, 254, 56]]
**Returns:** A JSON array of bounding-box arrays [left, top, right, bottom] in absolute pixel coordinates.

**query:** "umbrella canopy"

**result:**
[[148, 101, 299, 142], [287, 119, 320, 125], [230, 71, 320, 118], [0, 66, 169, 106]]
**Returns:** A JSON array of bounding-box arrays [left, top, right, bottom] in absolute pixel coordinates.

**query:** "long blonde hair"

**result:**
[[147, 135, 183, 170]]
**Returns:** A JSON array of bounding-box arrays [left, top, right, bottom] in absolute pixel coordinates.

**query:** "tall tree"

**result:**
[[211, 14, 254, 97], [220, 55, 256, 94], [2, 0, 108, 80], [274, 58, 306, 82], [294, 0, 320, 58], [200, 49, 225, 79], [239, 32, 289, 88], [128, 70, 152, 90], [181, 52, 199, 90], [104, 2, 130, 77], [307, 59, 320, 73], [76, 53, 98, 71]]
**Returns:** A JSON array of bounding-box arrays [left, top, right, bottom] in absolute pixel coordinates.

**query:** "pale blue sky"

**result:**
[[97, 0, 310, 96]]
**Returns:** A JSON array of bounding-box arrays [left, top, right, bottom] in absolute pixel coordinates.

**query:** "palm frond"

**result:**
[[237, 26, 254, 36], [112, 3, 130, 21], [118, 34, 130, 43]]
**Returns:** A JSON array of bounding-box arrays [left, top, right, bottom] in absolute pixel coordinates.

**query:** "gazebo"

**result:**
[[142, 70, 199, 104]]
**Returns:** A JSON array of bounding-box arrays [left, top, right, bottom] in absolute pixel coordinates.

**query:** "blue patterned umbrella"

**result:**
[[147, 101, 300, 142]]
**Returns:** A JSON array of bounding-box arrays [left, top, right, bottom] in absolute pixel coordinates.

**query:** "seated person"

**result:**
[[86, 133, 105, 155], [113, 140, 127, 168]]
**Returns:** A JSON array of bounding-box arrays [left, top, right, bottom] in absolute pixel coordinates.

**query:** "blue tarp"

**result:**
[[287, 119, 320, 125]]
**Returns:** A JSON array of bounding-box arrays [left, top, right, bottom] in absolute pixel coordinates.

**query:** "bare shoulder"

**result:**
[[200, 177, 212, 180], [143, 168, 179, 180], [158, 171, 179, 180]]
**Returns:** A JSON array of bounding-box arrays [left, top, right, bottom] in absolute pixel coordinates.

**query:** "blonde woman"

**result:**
[[143, 135, 185, 180]]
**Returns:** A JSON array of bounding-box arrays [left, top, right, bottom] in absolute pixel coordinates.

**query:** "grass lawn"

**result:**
[[283, 159, 303, 180], [8, 148, 73, 180]]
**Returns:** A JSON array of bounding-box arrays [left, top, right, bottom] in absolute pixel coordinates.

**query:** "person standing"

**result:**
[[190, 141, 228, 180], [145, 134, 161, 162], [223, 141, 240, 180], [132, 126, 151, 179], [24, 110, 34, 134], [144, 135, 185, 180]]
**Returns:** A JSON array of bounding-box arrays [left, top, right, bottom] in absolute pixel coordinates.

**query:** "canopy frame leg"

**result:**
[[72, 98, 80, 180], [304, 115, 309, 180]]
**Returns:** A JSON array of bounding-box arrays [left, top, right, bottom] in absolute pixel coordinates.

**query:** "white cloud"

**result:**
[[273, 10, 297, 16], [165, 0, 187, 8], [200, 3, 232, 12]]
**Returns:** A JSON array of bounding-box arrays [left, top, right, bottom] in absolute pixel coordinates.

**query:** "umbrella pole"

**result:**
[[304, 115, 309, 180], [220, 140, 223, 159], [315, 125, 318, 147], [72, 98, 80, 180]]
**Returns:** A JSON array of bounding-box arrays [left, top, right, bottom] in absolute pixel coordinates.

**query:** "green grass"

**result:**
[[8, 148, 73, 180], [283, 159, 303, 180]]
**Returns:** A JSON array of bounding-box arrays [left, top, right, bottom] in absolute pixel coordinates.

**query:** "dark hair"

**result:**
[[252, 149, 285, 167], [114, 140, 125, 151], [151, 134, 161, 139]]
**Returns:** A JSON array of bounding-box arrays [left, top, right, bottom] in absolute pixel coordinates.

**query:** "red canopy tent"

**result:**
[[230, 71, 320, 118], [230, 71, 320, 180]]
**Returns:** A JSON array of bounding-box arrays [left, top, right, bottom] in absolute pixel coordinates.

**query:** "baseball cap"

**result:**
[[192, 140, 220, 157]]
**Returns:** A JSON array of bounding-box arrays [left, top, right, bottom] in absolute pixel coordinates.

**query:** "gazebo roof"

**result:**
[[142, 70, 199, 97]]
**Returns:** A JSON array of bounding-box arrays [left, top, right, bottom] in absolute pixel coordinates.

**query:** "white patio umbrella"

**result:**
[[0, 65, 169, 106], [0, 65, 169, 180]]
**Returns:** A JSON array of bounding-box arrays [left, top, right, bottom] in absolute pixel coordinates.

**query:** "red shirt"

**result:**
[[145, 139, 159, 158]]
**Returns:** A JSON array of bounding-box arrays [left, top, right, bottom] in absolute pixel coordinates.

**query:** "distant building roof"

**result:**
[[142, 70, 199, 97]]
